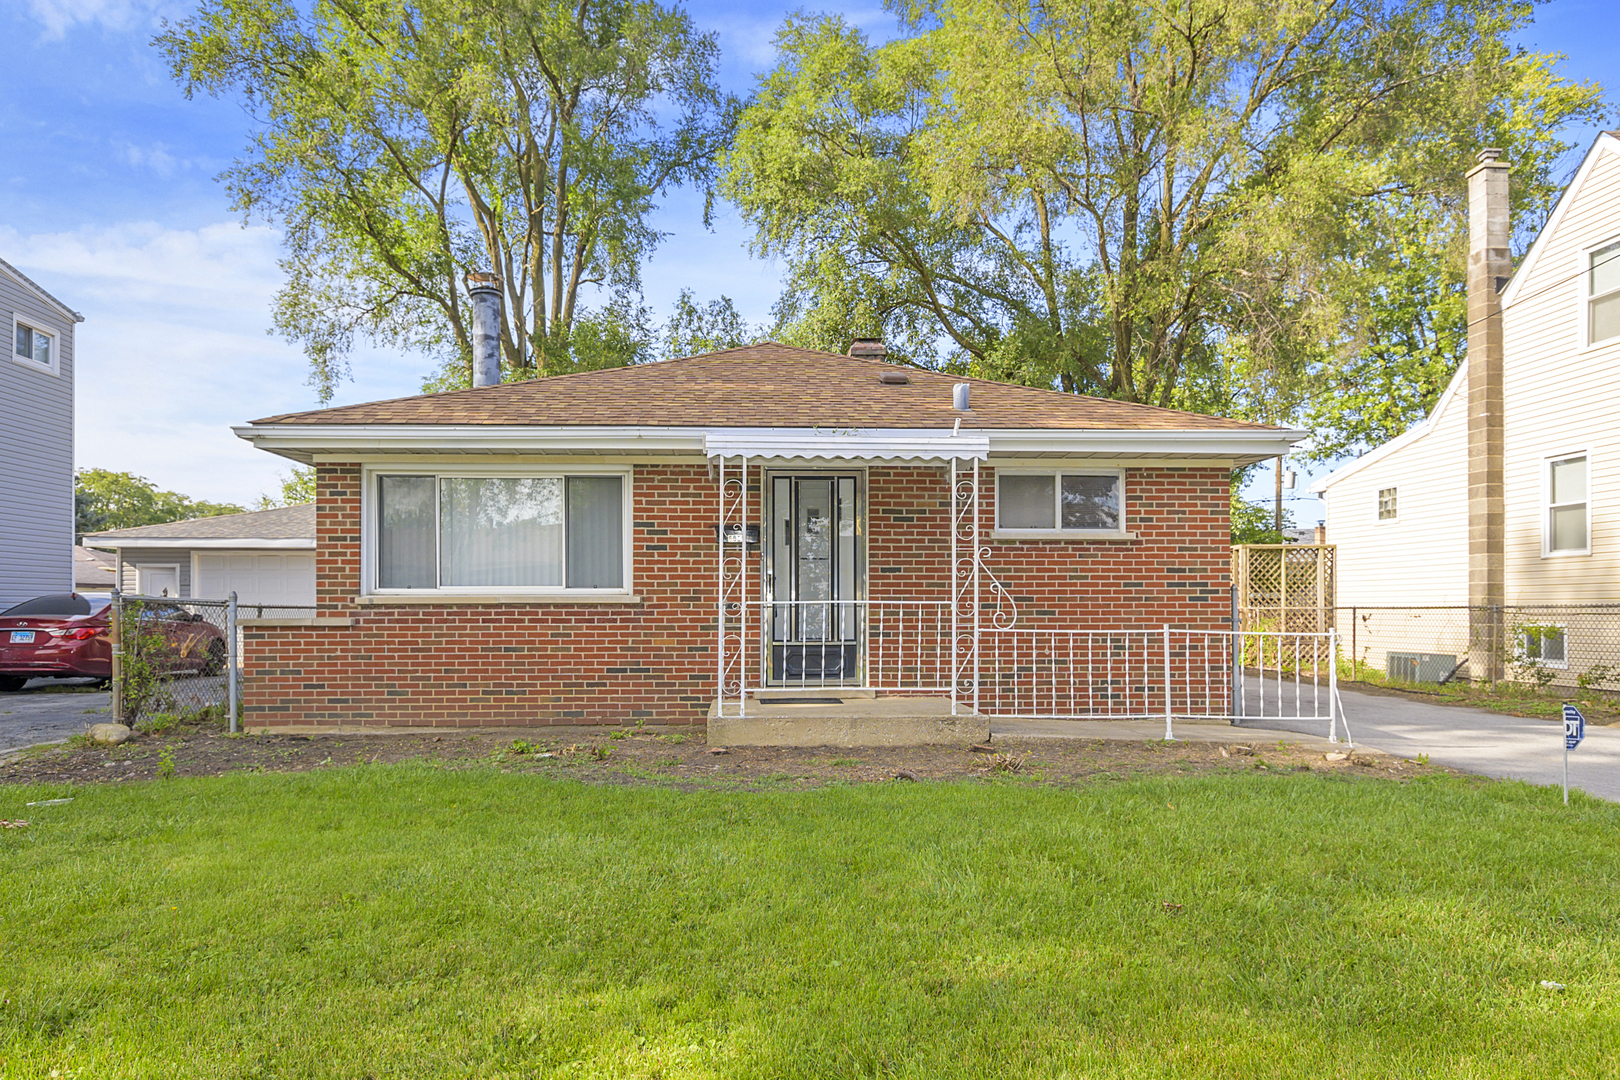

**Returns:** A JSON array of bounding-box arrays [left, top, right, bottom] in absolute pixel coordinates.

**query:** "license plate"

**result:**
[[9, 631, 35, 643]]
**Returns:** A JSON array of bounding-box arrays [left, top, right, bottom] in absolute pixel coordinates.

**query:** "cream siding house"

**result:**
[[1316, 134, 1620, 675]]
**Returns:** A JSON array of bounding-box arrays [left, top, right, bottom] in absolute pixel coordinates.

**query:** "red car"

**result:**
[[0, 594, 225, 692]]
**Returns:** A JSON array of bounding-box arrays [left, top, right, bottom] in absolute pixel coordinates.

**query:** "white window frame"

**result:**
[[1376, 486, 1399, 524], [10, 313, 58, 376], [1582, 235, 1620, 351], [1517, 623, 1569, 670], [361, 463, 634, 596], [1541, 449, 1591, 558], [136, 564, 183, 599], [993, 467, 1129, 539]]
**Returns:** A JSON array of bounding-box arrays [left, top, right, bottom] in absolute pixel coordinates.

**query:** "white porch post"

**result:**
[[716, 453, 725, 717], [973, 458, 982, 717]]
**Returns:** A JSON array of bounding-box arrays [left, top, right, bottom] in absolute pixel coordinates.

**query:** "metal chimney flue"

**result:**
[[466, 272, 503, 388], [952, 382, 971, 411]]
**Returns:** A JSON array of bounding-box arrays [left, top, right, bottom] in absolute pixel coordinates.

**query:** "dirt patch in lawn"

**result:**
[[0, 721, 1454, 790]]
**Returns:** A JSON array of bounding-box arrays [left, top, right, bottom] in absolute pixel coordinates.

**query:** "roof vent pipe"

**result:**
[[952, 382, 971, 411], [466, 272, 503, 388]]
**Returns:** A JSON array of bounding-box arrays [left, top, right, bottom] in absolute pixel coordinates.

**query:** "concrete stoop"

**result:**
[[706, 695, 989, 747]]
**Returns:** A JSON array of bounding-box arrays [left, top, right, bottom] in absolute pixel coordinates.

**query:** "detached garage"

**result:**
[[83, 504, 315, 608]]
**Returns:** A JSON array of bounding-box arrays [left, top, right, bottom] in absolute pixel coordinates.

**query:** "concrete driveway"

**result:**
[[0, 679, 113, 755], [1238, 683, 1620, 802]]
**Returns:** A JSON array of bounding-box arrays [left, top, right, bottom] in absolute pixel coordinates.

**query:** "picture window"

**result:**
[[375, 473, 625, 590]]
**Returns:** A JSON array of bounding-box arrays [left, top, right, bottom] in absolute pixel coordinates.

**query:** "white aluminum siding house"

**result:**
[[1316, 132, 1620, 609], [0, 256, 83, 609]]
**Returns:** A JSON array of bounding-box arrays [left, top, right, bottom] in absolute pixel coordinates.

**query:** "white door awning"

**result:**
[[703, 427, 989, 463]]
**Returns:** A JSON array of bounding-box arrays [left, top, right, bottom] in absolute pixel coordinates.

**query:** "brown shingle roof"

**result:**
[[251, 344, 1272, 432], [83, 503, 315, 543]]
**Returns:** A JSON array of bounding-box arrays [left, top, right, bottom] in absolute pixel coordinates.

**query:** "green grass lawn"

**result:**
[[3, 766, 1617, 1078]]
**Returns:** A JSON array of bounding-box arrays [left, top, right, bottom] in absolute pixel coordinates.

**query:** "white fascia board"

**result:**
[[986, 428, 1306, 460], [234, 424, 706, 461], [705, 428, 990, 461], [235, 422, 1303, 465], [85, 538, 316, 550], [1499, 133, 1620, 309], [1309, 359, 1468, 494], [0, 257, 84, 323]]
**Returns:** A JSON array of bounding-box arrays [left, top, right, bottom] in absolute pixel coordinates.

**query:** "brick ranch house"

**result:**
[[233, 344, 1301, 741]]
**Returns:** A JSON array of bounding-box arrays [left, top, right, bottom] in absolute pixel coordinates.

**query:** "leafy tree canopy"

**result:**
[[77, 470, 245, 536], [158, 0, 736, 400], [724, 0, 1604, 446], [254, 467, 317, 510]]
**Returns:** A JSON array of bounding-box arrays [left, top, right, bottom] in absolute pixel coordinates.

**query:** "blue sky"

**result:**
[[2, 0, 1614, 509]]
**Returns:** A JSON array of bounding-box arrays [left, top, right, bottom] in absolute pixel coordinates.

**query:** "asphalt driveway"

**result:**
[[0, 679, 113, 755], [1238, 683, 1620, 802]]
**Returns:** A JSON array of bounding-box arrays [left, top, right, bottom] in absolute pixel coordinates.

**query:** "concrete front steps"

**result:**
[[706, 694, 989, 747]]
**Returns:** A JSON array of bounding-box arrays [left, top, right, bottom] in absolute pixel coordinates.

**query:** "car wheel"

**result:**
[[201, 639, 227, 676], [0, 675, 26, 693]]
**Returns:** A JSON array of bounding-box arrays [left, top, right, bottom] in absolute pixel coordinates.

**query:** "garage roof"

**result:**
[[83, 503, 315, 549]]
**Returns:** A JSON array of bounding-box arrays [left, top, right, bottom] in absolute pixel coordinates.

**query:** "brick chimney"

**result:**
[[466, 272, 503, 388], [1467, 149, 1510, 680], [848, 338, 886, 360]]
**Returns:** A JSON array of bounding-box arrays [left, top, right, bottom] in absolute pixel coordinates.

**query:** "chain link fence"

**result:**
[[1335, 604, 1620, 692], [110, 594, 315, 730]]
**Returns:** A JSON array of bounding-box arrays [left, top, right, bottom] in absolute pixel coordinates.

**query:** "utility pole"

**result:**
[[1274, 456, 1284, 536]]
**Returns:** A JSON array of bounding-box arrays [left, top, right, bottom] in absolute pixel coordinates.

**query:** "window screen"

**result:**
[[1548, 456, 1588, 553], [999, 472, 1121, 531]]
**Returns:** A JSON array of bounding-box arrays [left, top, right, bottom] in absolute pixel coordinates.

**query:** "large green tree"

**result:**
[[159, 0, 734, 399], [724, 0, 1602, 432], [76, 470, 244, 537]]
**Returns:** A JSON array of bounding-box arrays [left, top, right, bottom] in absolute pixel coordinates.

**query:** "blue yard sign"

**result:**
[[1565, 704, 1586, 750], [1562, 703, 1587, 805]]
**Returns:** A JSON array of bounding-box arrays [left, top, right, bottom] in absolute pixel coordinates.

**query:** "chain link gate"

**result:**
[[110, 590, 241, 732]]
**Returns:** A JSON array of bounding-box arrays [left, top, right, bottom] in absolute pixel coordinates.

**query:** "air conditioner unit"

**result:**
[[1386, 652, 1458, 684]]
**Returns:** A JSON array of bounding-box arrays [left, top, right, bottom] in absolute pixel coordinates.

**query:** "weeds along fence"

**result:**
[[109, 591, 315, 731], [1334, 604, 1620, 692]]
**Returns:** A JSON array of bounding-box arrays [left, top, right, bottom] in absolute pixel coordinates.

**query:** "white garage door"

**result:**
[[194, 553, 316, 606]]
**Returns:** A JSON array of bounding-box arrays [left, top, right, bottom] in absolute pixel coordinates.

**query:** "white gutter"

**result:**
[[236, 423, 1304, 464], [82, 537, 316, 550]]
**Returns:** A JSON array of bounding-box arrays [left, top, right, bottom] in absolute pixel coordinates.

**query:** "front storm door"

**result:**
[[770, 475, 861, 683]]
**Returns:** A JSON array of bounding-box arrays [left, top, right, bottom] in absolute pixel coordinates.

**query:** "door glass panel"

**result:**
[[797, 479, 833, 640], [772, 477, 792, 641], [838, 477, 857, 639]]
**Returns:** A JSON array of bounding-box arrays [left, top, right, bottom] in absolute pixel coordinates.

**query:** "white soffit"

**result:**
[[703, 428, 990, 462]]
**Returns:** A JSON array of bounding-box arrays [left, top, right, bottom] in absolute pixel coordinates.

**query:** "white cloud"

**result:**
[[117, 141, 184, 178], [0, 221, 425, 507], [24, 0, 183, 38]]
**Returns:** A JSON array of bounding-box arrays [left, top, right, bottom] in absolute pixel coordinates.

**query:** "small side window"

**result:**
[[1546, 455, 1588, 554], [1591, 240, 1620, 346], [1377, 487, 1398, 521], [1517, 624, 1568, 669], [11, 317, 56, 374]]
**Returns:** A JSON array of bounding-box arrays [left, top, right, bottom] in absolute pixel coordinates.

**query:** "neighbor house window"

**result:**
[[12, 317, 54, 374], [1518, 624, 1568, 669], [1546, 454, 1589, 554], [996, 470, 1123, 533], [1591, 240, 1620, 345], [375, 472, 626, 590], [1378, 487, 1398, 520]]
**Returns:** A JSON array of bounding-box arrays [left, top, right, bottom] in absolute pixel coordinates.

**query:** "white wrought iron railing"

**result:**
[[737, 599, 956, 693]]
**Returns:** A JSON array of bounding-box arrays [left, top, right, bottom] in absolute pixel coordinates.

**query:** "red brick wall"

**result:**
[[242, 462, 1230, 728]]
